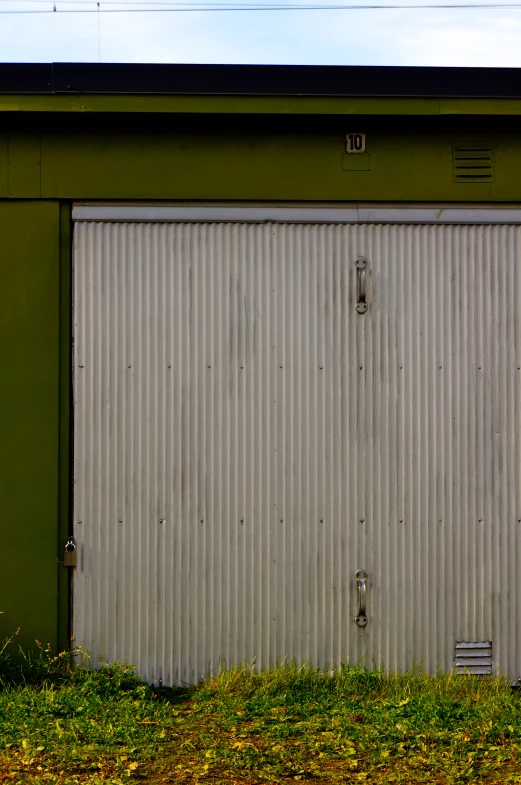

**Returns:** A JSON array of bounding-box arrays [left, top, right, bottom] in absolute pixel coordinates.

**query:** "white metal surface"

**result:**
[[73, 202, 521, 224], [73, 218, 521, 684]]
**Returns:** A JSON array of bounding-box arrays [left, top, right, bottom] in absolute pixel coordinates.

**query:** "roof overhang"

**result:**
[[2, 62, 521, 98], [2, 63, 521, 115]]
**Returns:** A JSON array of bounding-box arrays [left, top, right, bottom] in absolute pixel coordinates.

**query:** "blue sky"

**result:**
[[1, 1, 521, 66]]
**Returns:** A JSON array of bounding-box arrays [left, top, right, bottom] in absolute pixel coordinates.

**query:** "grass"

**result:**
[[1, 640, 521, 783]]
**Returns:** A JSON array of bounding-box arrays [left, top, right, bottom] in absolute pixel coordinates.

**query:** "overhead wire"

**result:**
[[2, 0, 521, 4], [0, 0, 521, 10]]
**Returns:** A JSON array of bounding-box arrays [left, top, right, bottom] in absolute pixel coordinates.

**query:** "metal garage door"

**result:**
[[73, 208, 521, 684]]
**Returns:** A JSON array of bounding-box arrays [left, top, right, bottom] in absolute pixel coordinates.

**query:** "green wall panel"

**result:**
[[0, 134, 8, 197], [58, 202, 71, 652], [8, 134, 41, 198], [7, 93, 521, 116], [0, 200, 60, 649], [0, 113, 512, 202], [40, 126, 497, 202], [491, 137, 521, 202]]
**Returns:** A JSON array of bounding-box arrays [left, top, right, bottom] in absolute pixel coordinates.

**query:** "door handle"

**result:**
[[355, 568, 368, 627], [355, 256, 368, 314]]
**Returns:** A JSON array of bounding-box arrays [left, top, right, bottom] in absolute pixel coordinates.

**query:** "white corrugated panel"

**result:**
[[73, 220, 521, 684]]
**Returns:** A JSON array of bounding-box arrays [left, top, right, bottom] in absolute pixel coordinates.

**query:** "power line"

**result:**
[[0, 0, 356, 4], [1, 0, 519, 4], [1, 1, 521, 10]]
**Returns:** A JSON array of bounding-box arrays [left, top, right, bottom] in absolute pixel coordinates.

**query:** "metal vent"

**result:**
[[453, 144, 494, 183], [454, 641, 492, 675]]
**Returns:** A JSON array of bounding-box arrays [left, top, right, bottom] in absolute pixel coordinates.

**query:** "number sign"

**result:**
[[346, 133, 366, 154]]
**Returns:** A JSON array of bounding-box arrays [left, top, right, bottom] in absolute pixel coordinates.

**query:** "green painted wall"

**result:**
[[1, 102, 521, 651], [41, 122, 492, 202], [5, 93, 521, 116], [0, 201, 60, 649], [0, 113, 521, 202]]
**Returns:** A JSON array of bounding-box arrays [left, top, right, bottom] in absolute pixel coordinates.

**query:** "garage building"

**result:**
[[2, 62, 521, 683]]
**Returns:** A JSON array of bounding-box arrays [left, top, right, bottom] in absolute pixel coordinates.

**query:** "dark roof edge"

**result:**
[[1, 62, 521, 98]]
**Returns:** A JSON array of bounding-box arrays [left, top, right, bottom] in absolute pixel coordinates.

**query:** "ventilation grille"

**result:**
[[453, 144, 494, 183], [454, 641, 492, 675]]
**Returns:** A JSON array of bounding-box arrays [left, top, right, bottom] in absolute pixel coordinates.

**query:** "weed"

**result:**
[[0, 642, 521, 784]]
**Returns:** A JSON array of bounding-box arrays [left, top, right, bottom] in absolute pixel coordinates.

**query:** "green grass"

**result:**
[[1, 640, 521, 784]]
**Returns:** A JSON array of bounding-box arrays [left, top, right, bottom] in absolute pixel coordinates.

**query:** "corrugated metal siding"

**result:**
[[73, 220, 521, 684]]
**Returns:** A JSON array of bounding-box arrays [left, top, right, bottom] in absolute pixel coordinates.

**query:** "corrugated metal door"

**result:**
[[73, 220, 521, 683]]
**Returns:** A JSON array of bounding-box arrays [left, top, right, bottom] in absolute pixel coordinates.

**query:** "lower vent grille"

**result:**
[[453, 144, 494, 183], [454, 641, 492, 675]]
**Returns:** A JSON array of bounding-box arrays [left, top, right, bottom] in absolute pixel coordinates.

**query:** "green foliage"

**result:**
[[0, 643, 521, 784], [0, 630, 76, 688]]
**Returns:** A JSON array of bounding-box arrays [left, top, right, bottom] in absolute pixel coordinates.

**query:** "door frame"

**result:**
[[72, 202, 521, 225]]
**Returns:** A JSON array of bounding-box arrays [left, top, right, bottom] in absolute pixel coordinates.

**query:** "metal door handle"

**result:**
[[355, 568, 368, 627], [355, 256, 368, 314]]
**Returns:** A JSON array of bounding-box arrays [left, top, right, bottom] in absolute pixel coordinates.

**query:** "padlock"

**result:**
[[64, 536, 77, 568]]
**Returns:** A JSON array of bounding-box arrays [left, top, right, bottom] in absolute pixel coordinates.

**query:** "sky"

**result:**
[[1, 0, 521, 66]]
